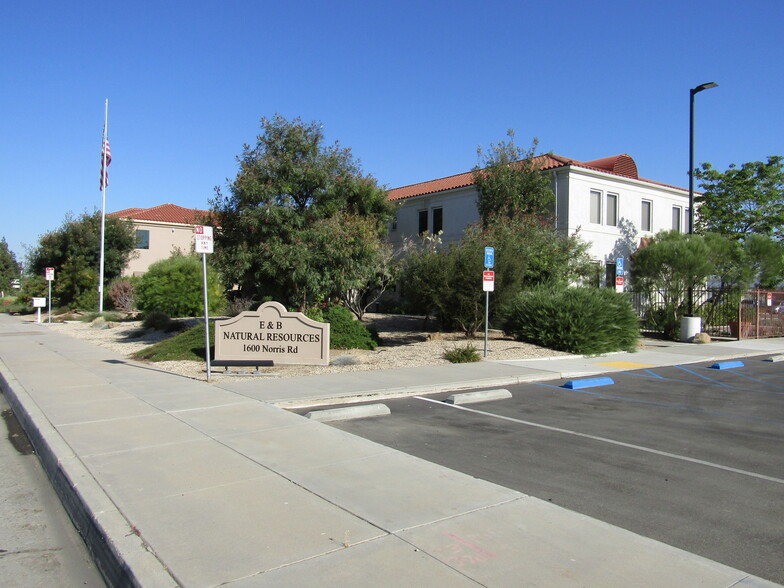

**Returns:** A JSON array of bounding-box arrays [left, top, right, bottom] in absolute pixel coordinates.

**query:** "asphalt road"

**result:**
[[313, 355, 784, 584], [0, 393, 104, 587]]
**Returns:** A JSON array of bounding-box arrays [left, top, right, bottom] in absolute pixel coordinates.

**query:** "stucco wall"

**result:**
[[123, 221, 196, 276], [564, 169, 689, 263]]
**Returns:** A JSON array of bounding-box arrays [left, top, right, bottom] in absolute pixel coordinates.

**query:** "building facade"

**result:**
[[108, 204, 210, 276], [386, 154, 690, 286]]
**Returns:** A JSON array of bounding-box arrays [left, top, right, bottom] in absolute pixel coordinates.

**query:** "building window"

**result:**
[[432, 207, 443, 234], [590, 190, 602, 224], [641, 200, 652, 232], [672, 206, 682, 232], [135, 229, 150, 249], [390, 214, 397, 232], [418, 210, 428, 235], [606, 193, 618, 226]]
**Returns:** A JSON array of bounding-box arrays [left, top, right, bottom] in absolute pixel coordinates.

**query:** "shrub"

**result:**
[[223, 295, 256, 317], [1, 297, 22, 314], [136, 255, 225, 318], [501, 285, 639, 355], [108, 278, 138, 312], [81, 311, 123, 323], [322, 305, 378, 350], [443, 343, 481, 363], [142, 311, 173, 331], [399, 214, 593, 336]]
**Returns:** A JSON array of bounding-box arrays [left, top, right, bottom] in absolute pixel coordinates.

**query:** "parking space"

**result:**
[[297, 355, 784, 584]]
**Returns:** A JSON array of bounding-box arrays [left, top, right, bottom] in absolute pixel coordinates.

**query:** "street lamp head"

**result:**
[[692, 82, 718, 95]]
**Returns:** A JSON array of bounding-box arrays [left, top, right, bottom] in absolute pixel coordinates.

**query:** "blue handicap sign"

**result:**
[[484, 247, 495, 268]]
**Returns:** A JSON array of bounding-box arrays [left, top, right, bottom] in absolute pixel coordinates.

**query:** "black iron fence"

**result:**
[[630, 288, 784, 340]]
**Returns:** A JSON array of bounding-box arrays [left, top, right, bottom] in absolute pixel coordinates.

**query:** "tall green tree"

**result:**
[[473, 130, 555, 225], [26, 211, 136, 309], [694, 155, 784, 239], [0, 237, 21, 295], [211, 115, 395, 310]]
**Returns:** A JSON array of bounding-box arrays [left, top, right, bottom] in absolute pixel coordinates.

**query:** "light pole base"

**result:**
[[680, 316, 702, 342]]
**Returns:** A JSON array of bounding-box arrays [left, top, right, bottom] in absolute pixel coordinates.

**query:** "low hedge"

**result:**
[[501, 285, 639, 355], [321, 305, 378, 350]]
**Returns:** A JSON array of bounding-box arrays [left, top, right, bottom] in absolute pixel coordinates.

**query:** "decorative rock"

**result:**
[[690, 332, 711, 344]]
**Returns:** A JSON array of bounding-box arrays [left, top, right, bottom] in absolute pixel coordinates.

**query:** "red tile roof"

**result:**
[[387, 154, 573, 202], [386, 154, 683, 201], [109, 204, 210, 225]]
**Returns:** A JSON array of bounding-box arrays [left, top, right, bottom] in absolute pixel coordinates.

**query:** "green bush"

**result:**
[[322, 305, 378, 350], [399, 214, 593, 336], [136, 255, 225, 318], [142, 311, 173, 331], [1, 297, 24, 314], [443, 343, 481, 363], [501, 285, 639, 354]]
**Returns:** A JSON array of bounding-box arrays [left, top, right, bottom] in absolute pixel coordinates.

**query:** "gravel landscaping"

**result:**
[[41, 312, 570, 381]]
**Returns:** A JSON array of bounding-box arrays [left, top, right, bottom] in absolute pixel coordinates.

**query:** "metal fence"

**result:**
[[630, 288, 784, 340]]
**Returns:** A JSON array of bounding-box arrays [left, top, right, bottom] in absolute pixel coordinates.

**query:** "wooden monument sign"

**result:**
[[214, 301, 330, 366]]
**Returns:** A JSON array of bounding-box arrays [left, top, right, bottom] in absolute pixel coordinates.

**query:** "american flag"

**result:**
[[100, 133, 111, 190]]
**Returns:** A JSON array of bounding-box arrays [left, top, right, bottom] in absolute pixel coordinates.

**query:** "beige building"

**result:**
[[108, 204, 210, 276]]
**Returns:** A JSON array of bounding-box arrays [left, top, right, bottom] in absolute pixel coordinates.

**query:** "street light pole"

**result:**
[[688, 81, 717, 316], [688, 82, 718, 235]]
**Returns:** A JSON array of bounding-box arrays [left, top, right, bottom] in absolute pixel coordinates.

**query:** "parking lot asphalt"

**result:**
[[315, 356, 784, 584]]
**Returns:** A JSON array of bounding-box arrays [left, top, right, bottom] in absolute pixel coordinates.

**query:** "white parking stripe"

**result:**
[[414, 396, 784, 486]]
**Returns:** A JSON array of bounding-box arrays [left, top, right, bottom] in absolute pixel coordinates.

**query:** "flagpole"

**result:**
[[98, 99, 108, 313]]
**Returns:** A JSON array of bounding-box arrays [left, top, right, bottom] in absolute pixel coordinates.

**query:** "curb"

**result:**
[[0, 361, 179, 588]]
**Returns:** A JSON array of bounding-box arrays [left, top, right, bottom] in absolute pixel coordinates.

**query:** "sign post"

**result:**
[[45, 267, 54, 323], [615, 257, 624, 293], [483, 247, 495, 358], [194, 226, 214, 380]]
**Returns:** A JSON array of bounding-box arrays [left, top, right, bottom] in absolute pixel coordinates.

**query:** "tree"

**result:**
[[26, 211, 136, 309], [629, 230, 784, 339], [211, 115, 395, 310], [630, 230, 714, 339], [400, 214, 592, 336], [473, 130, 555, 225], [694, 156, 784, 239], [0, 238, 21, 295]]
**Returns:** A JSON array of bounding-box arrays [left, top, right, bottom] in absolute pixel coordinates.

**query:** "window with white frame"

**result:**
[[641, 200, 652, 232], [672, 206, 682, 232], [606, 193, 618, 226], [590, 190, 602, 224]]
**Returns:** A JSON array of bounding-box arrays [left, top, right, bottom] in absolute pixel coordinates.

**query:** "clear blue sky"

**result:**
[[2, 0, 782, 264]]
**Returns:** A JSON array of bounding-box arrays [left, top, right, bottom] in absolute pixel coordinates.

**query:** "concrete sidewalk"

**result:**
[[0, 313, 781, 587]]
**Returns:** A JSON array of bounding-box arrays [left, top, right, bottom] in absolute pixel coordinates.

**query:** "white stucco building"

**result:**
[[386, 154, 690, 287]]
